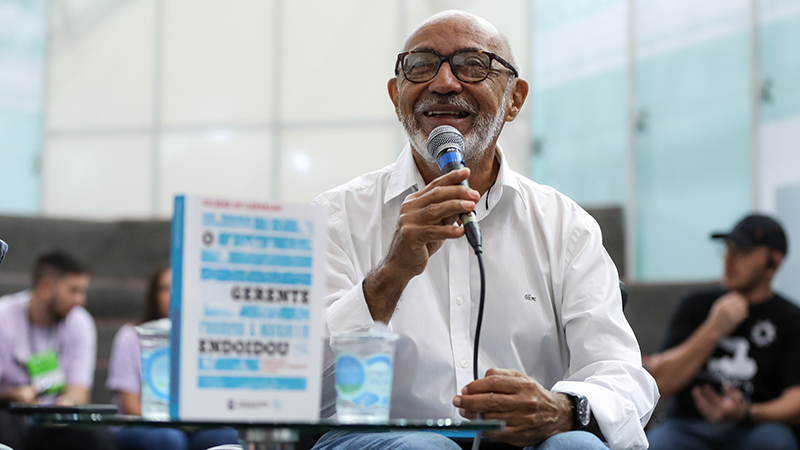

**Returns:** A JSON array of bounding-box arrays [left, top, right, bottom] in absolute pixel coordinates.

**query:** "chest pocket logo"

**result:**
[[524, 294, 536, 301]]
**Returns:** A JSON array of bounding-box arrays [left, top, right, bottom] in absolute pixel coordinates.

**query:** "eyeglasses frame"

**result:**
[[395, 49, 519, 83]]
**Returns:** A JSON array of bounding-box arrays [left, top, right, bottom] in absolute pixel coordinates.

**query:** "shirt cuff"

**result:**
[[552, 380, 648, 450], [325, 279, 377, 336]]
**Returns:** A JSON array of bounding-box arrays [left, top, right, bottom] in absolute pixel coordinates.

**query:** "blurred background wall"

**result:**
[[0, 0, 799, 287]]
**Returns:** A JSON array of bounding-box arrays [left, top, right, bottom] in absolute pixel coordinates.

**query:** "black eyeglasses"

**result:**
[[395, 49, 519, 83]]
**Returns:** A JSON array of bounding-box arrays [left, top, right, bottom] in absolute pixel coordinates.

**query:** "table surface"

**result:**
[[10, 405, 504, 433]]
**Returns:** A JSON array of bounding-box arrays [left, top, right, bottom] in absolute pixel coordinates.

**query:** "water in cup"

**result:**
[[330, 324, 399, 423], [135, 318, 171, 421]]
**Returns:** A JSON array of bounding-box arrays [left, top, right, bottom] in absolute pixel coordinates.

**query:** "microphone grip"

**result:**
[[463, 215, 482, 253], [440, 155, 482, 253], [456, 180, 482, 253]]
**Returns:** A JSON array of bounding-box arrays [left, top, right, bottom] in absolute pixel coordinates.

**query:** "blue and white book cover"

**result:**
[[170, 195, 326, 421]]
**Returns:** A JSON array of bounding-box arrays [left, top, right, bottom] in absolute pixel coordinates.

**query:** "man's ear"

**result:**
[[505, 78, 529, 122], [770, 252, 784, 271], [388, 77, 401, 120]]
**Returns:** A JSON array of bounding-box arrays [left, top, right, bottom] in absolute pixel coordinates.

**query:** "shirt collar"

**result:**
[[384, 143, 426, 204], [383, 142, 527, 211]]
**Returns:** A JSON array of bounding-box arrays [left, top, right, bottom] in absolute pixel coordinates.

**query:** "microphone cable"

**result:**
[[471, 243, 486, 450], [473, 248, 485, 382]]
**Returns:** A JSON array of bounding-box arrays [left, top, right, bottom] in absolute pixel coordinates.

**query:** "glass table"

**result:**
[[10, 405, 504, 450]]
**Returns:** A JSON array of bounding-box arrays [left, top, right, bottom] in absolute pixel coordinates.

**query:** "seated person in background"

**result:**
[[0, 251, 113, 450], [311, 10, 657, 450], [107, 266, 238, 450], [646, 214, 800, 450]]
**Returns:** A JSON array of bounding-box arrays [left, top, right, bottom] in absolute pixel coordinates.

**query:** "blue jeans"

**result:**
[[647, 418, 798, 450], [311, 430, 606, 450], [114, 427, 239, 450]]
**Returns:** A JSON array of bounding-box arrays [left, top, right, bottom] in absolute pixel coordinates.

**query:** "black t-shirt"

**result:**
[[659, 286, 800, 419]]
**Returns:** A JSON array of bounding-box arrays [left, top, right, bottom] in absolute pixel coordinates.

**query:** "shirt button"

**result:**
[[461, 359, 468, 368], [456, 296, 464, 306]]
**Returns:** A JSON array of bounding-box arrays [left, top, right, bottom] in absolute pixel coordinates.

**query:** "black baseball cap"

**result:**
[[711, 214, 788, 255]]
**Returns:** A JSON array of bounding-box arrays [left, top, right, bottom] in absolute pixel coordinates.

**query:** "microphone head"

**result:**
[[426, 125, 464, 160], [0, 239, 7, 265]]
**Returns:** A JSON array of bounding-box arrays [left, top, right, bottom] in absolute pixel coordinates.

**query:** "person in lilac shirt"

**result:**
[[107, 266, 238, 450], [0, 251, 113, 450]]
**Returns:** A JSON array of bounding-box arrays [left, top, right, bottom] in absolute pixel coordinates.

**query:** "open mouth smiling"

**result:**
[[423, 110, 470, 118]]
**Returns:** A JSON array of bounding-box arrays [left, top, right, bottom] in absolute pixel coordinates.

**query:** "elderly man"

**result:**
[[312, 10, 657, 450]]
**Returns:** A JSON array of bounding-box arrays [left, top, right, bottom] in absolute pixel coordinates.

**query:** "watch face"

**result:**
[[568, 393, 590, 430], [577, 396, 590, 428]]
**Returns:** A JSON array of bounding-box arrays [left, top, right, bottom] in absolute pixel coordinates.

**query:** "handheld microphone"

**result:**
[[426, 125, 482, 254], [0, 239, 7, 265]]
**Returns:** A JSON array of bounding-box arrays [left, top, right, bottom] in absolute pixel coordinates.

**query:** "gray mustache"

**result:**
[[414, 95, 479, 116]]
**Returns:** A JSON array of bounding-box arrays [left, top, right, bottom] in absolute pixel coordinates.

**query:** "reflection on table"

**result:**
[[11, 407, 504, 450]]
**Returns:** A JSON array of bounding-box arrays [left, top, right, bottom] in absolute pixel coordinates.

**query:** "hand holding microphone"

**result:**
[[426, 125, 483, 254], [362, 126, 481, 323]]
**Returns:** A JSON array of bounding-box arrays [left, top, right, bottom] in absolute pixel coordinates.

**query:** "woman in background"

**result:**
[[107, 266, 239, 450]]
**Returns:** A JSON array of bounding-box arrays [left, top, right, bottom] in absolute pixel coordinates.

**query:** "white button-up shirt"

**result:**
[[313, 145, 658, 450]]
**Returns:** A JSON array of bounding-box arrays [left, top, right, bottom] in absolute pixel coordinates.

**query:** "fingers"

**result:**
[[710, 294, 750, 334], [485, 368, 525, 378], [402, 187, 477, 224], [423, 168, 474, 193], [406, 168, 479, 213], [398, 217, 467, 244], [455, 372, 542, 416], [463, 372, 537, 396], [692, 385, 724, 420], [401, 197, 476, 227], [722, 384, 745, 406], [456, 391, 518, 414]]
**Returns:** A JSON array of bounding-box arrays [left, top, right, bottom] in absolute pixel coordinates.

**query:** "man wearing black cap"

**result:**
[[647, 214, 800, 450]]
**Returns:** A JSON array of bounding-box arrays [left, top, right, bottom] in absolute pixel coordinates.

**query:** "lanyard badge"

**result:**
[[26, 350, 66, 395]]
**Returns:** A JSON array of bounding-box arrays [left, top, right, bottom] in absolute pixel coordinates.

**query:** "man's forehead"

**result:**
[[404, 12, 503, 54], [58, 272, 90, 285]]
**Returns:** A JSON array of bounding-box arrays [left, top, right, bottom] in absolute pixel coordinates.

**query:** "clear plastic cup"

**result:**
[[330, 325, 399, 424], [135, 318, 171, 421]]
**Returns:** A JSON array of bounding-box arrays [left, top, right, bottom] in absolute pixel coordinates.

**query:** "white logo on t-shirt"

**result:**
[[751, 320, 777, 348], [707, 337, 757, 381]]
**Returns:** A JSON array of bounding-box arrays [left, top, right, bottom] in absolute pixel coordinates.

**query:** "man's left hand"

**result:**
[[692, 383, 748, 422], [453, 368, 572, 447]]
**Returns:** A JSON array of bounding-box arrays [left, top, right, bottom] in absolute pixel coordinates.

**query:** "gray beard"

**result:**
[[401, 82, 512, 168]]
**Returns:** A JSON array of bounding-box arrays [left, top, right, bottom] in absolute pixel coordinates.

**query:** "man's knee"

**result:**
[[313, 431, 461, 450], [534, 431, 606, 450], [392, 432, 462, 450]]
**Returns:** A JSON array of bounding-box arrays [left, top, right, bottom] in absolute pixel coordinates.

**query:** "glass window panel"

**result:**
[[760, 2, 800, 122], [530, 0, 628, 207], [280, 0, 398, 123], [161, 0, 275, 125], [0, 0, 46, 215], [279, 126, 398, 203], [46, 0, 154, 129], [759, 5, 800, 211], [635, 0, 752, 281], [42, 134, 153, 218], [759, 117, 800, 212], [158, 130, 273, 217], [0, 111, 42, 215], [774, 183, 800, 303]]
